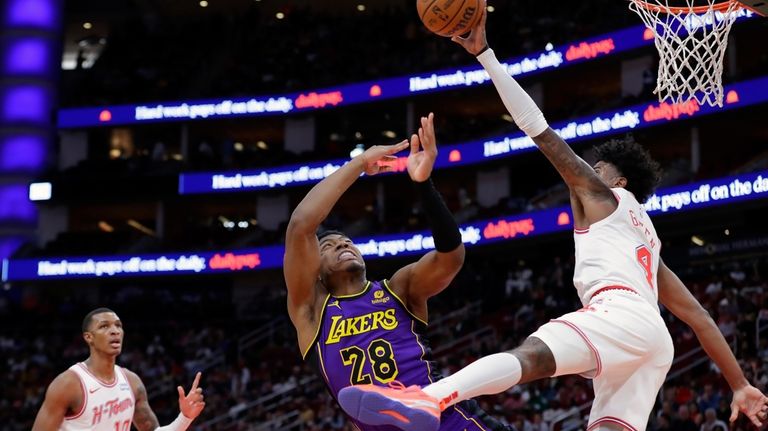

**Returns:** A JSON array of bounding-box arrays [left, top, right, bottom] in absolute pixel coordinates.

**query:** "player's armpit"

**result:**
[[31, 371, 81, 431]]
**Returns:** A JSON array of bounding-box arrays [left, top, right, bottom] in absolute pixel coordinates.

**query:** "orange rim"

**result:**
[[632, 0, 739, 14]]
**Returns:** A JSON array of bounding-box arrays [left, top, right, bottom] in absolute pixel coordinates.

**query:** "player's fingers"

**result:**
[[450, 35, 467, 46], [479, 7, 487, 28], [425, 113, 436, 147], [410, 134, 420, 154], [388, 140, 409, 154], [190, 371, 201, 391], [381, 155, 397, 161], [749, 414, 762, 427], [730, 403, 739, 422], [177, 386, 185, 399], [418, 127, 425, 145]]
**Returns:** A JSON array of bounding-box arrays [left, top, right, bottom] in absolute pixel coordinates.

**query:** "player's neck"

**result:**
[[328, 274, 367, 297], [84, 354, 117, 382]]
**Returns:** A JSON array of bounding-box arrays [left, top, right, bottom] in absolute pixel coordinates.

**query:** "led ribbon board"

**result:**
[[5, 169, 768, 281], [57, 10, 756, 129], [179, 75, 768, 195]]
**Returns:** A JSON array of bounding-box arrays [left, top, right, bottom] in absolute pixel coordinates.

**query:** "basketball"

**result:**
[[417, 0, 486, 37]]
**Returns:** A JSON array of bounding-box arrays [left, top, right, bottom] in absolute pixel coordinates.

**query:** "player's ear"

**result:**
[[615, 176, 628, 188], [83, 331, 93, 345]]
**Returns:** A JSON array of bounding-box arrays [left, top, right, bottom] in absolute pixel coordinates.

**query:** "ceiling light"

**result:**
[[199, 0, 208, 7], [357, 4, 366, 11], [234, 142, 244, 151], [383, 130, 397, 139], [29, 182, 52, 201], [724, 229, 730, 235], [501, 114, 514, 123], [98, 221, 114, 233], [355, 132, 363, 140], [691, 235, 705, 246], [238, 221, 249, 228], [276, 12, 285, 19], [487, 5, 495, 12], [257, 141, 268, 150], [127, 220, 156, 236], [83, 22, 92, 29]]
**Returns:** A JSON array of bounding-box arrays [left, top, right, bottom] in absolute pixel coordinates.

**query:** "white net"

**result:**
[[628, 0, 741, 107]]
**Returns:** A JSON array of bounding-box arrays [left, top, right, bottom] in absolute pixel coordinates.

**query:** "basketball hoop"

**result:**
[[628, 0, 742, 107]]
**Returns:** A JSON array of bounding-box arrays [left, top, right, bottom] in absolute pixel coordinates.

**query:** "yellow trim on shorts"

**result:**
[[453, 405, 488, 431]]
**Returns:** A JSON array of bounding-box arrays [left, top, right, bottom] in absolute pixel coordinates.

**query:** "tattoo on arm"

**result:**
[[133, 380, 160, 431], [533, 129, 610, 198]]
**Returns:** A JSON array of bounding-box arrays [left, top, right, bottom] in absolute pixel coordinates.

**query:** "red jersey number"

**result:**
[[636, 245, 654, 290]]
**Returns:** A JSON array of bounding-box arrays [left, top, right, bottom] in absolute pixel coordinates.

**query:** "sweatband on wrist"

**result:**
[[476, 48, 549, 138], [415, 178, 462, 253], [155, 413, 193, 431]]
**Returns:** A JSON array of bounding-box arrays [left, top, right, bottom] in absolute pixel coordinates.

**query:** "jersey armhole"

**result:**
[[382, 279, 428, 326], [64, 369, 88, 420], [301, 294, 331, 360]]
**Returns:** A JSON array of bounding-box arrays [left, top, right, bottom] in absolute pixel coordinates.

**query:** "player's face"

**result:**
[[84, 312, 124, 356], [593, 161, 626, 188], [318, 234, 365, 274]]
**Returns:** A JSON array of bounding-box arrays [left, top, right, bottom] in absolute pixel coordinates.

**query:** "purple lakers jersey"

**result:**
[[305, 280, 508, 431]]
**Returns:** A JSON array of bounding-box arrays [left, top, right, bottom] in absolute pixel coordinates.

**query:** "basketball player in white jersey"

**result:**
[[336, 11, 768, 431], [31, 308, 206, 431]]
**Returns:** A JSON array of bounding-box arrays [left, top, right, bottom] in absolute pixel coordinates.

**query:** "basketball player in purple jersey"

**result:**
[[284, 113, 510, 430], [32, 308, 205, 431]]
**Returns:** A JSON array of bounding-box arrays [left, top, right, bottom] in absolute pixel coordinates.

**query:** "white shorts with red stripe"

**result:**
[[529, 288, 674, 431]]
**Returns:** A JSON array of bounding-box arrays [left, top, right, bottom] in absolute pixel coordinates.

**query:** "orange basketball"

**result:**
[[417, 0, 486, 37]]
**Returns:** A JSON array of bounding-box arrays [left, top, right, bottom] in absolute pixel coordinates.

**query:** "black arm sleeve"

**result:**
[[414, 178, 462, 252]]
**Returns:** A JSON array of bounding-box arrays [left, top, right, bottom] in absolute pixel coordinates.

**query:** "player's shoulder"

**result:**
[[45, 369, 82, 402], [119, 366, 142, 386]]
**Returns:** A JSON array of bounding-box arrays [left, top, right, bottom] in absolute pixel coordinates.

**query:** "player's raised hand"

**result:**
[[178, 372, 205, 419], [451, 8, 488, 55], [360, 140, 410, 176], [729, 384, 768, 427], [407, 113, 438, 183]]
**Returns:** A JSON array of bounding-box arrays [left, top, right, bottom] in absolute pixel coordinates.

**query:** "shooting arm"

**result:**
[[476, 49, 615, 219]]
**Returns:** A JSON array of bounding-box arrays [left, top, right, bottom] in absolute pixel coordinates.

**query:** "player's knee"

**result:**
[[510, 337, 555, 383]]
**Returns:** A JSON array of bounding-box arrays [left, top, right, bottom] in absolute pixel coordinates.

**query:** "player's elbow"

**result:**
[[287, 210, 316, 235], [685, 304, 716, 332], [440, 244, 465, 269]]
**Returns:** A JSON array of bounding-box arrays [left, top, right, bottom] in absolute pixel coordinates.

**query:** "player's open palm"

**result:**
[[730, 384, 768, 427], [407, 113, 437, 183], [178, 372, 206, 419], [361, 140, 410, 176]]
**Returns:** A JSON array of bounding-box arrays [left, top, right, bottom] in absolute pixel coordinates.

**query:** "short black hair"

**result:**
[[317, 230, 348, 242], [593, 136, 662, 203], [82, 307, 116, 332]]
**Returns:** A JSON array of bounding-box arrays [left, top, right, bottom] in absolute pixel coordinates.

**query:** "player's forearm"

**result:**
[[689, 312, 749, 391], [476, 48, 549, 138], [415, 178, 462, 253], [289, 157, 366, 230]]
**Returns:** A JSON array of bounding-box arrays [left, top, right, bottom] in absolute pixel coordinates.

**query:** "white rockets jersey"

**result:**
[[60, 362, 135, 431], [573, 187, 661, 311]]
